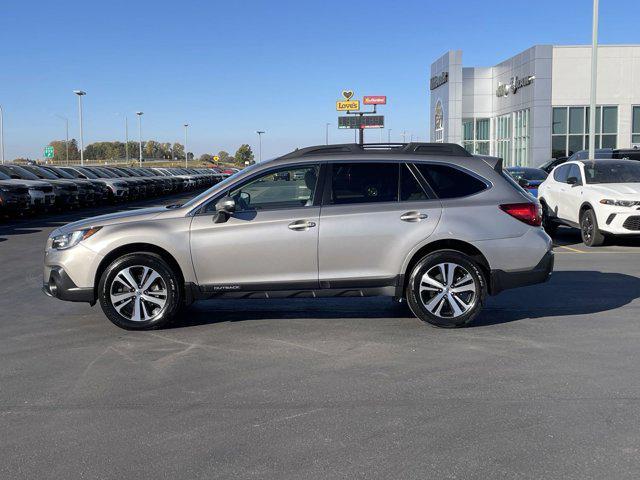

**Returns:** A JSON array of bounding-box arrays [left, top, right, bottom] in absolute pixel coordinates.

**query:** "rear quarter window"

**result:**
[[415, 164, 487, 199]]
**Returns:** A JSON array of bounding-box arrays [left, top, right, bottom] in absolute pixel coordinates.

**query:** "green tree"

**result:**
[[234, 144, 254, 165], [172, 142, 185, 160], [48, 139, 80, 163], [217, 150, 230, 163], [199, 153, 214, 163]]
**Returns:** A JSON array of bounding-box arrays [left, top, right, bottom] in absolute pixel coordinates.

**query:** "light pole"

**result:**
[[73, 90, 86, 165], [184, 124, 189, 168], [401, 130, 407, 143], [0, 104, 5, 165], [136, 112, 143, 167], [325, 123, 331, 145], [388, 129, 392, 143], [588, 0, 599, 159], [256, 130, 265, 162], [124, 116, 129, 162], [55, 114, 69, 164]]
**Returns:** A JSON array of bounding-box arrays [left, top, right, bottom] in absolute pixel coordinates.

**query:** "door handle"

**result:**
[[400, 211, 428, 222], [288, 220, 317, 231]]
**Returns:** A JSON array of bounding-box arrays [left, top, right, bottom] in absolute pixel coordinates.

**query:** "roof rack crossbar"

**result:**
[[278, 142, 472, 160]]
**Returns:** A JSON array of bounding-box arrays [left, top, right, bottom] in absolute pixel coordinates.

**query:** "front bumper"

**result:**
[[42, 266, 95, 303], [489, 250, 554, 295]]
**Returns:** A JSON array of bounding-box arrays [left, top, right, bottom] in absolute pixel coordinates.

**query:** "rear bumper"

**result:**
[[489, 250, 554, 295], [42, 266, 95, 303]]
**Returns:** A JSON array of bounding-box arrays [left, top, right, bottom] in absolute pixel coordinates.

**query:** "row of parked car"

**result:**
[[0, 164, 237, 218]]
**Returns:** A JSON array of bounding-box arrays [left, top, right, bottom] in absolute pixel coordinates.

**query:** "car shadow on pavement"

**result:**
[[170, 270, 640, 329], [553, 226, 640, 248]]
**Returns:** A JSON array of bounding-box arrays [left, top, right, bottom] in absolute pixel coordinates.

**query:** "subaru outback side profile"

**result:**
[[43, 143, 553, 330]]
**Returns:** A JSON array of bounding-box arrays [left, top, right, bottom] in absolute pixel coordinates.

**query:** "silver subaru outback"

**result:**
[[43, 143, 553, 330]]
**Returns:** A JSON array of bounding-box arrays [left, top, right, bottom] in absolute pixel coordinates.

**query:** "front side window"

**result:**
[[567, 164, 582, 184], [416, 164, 487, 199], [219, 165, 319, 212], [553, 164, 571, 183], [330, 163, 399, 205]]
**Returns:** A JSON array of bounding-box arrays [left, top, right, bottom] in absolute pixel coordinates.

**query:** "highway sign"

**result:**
[[338, 115, 385, 129], [363, 95, 387, 105], [336, 100, 360, 111], [44, 146, 54, 158]]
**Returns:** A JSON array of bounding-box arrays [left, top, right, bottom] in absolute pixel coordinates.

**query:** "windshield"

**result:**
[[27, 166, 58, 180], [0, 170, 10, 180], [78, 167, 102, 179], [181, 164, 259, 209], [49, 167, 75, 179], [584, 161, 640, 184], [507, 168, 548, 181], [1, 165, 40, 180]]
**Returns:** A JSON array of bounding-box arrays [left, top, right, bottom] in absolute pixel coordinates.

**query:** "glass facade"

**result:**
[[513, 109, 530, 166], [494, 114, 512, 165], [552, 106, 618, 158], [462, 118, 489, 154], [633, 106, 640, 145]]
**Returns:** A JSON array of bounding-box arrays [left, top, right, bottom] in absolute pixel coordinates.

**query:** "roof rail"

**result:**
[[278, 142, 472, 160]]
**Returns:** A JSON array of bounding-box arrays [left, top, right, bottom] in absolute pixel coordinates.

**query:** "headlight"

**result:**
[[600, 199, 640, 207], [51, 227, 101, 250]]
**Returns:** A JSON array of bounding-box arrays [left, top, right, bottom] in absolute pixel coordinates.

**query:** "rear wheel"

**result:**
[[580, 209, 605, 247], [406, 250, 486, 328], [98, 253, 182, 330]]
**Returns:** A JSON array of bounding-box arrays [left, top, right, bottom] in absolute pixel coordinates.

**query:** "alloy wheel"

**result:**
[[582, 214, 594, 243], [418, 262, 477, 318], [109, 265, 168, 322]]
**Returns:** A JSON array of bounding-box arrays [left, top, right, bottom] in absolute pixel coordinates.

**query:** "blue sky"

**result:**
[[1, 0, 637, 160]]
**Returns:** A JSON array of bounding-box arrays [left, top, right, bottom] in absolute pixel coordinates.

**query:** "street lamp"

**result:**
[[184, 123, 189, 168], [325, 123, 331, 145], [0, 104, 4, 165], [55, 114, 69, 165], [256, 130, 265, 162], [73, 90, 86, 165], [388, 129, 392, 143], [588, 0, 599, 159], [136, 112, 144, 167]]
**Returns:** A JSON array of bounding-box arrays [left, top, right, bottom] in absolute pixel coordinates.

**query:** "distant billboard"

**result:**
[[363, 95, 387, 105], [338, 115, 385, 129]]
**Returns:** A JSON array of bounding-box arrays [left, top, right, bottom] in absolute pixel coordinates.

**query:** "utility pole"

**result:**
[[0, 105, 4, 165], [184, 124, 189, 168], [388, 129, 392, 143], [136, 112, 143, 167], [325, 123, 331, 145], [588, 0, 599, 159], [73, 90, 86, 165], [256, 130, 265, 162]]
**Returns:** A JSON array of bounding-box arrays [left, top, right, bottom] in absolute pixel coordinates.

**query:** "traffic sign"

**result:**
[[213, 155, 220, 161], [338, 115, 385, 129], [336, 100, 360, 111], [44, 146, 54, 158], [363, 95, 387, 105]]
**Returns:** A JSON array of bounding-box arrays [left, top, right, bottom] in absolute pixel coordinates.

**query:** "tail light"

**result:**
[[499, 202, 542, 226]]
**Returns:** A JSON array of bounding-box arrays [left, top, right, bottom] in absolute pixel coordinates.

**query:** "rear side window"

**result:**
[[415, 164, 487, 199], [400, 164, 429, 201], [330, 163, 399, 205]]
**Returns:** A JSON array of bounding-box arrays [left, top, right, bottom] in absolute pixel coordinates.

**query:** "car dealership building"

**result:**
[[429, 45, 640, 167]]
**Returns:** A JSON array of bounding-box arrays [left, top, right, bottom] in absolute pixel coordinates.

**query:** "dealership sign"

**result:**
[[430, 72, 448, 90], [363, 95, 387, 105], [496, 75, 535, 97]]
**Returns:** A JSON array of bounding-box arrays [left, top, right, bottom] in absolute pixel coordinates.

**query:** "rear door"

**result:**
[[544, 164, 571, 220], [318, 162, 442, 287]]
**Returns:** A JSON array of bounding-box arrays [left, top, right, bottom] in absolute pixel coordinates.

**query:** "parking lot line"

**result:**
[[555, 245, 587, 254]]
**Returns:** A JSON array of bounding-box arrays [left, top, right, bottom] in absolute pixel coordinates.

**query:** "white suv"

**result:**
[[538, 159, 640, 246]]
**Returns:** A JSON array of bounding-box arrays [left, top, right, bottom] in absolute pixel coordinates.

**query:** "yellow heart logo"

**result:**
[[342, 90, 354, 100]]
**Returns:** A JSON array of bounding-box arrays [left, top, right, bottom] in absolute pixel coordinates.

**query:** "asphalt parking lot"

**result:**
[[2, 197, 640, 480]]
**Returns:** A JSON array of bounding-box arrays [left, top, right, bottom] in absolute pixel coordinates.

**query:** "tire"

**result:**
[[98, 253, 182, 330], [406, 250, 486, 328], [541, 202, 558, 237], [580, 209, 605, 247]]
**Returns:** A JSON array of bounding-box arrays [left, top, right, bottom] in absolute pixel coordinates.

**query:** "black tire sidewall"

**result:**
[[98, 253, 181, 330], [406, 250, 485, 328], [580, 209, 604, 247]]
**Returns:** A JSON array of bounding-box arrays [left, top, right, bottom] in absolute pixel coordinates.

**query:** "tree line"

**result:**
[[44, 139, 254, 165]]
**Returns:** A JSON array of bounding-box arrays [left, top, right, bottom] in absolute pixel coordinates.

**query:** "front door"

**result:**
[[318, 162, 442, 286], [190, 164, 321, 289]]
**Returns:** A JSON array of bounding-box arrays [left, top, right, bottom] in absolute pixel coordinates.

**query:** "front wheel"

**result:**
[[98, 253, 182, 330], [406, 250, 486, 328], [580, 209, 605, 247]]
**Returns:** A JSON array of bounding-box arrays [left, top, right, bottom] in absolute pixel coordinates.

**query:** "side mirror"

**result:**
[[517, 177, 530, 188], [567, 176, 579, 186], [213, 197, 235, 223]]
